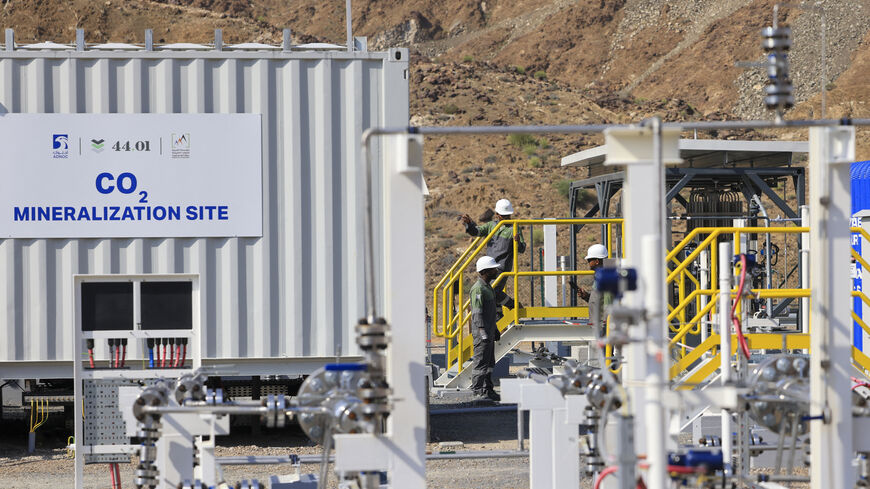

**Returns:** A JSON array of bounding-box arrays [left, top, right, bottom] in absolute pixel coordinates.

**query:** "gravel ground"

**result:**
[[0, 396, 809, 489], [0, 397, 545, 489]]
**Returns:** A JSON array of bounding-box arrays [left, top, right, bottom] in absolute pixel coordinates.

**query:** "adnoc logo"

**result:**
[[52, 134, 70, 159]]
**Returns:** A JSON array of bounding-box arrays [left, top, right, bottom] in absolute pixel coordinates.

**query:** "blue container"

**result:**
[[851, 161, 870, 351]]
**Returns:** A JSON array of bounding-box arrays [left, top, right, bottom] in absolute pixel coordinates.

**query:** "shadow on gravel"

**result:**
[[429, 405, 522, 444]]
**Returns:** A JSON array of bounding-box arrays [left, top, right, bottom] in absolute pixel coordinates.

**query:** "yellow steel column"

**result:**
[[513, 222, 519, 326]]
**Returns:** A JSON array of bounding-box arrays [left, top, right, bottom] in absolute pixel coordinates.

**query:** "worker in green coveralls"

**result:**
[[460, 198, 526, 315], [469, 256, 503, 402]]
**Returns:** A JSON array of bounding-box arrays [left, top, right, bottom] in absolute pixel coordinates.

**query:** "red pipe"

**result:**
[[120, 345, 126, 368], [109, 463, 117, 489], [87, 349, 95, 369], [180, 344, 187, 367], [160, 345, 166, 368], [594, 466, 619, 489], [114, 345, 120, 369], [114, 463, 122, 489], [731, 254, 752, 359]]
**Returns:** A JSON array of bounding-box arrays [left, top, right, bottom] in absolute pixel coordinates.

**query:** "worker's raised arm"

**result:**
[[463, 217, 494, 238], [514, 227, 526, 254]]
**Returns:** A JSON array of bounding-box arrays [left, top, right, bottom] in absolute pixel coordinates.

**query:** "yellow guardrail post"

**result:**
[[513, 221, 519, 327], [433, 218, 625, 376]]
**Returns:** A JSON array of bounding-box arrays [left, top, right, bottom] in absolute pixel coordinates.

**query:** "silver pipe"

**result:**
[[144, 405, 268, 415], [800, 205, 810, 340], [361, 131, 380, 323], [517, 408, 525, 451], [293, 450, 530, 465], [751, 444, 807, 451], [752, 195, 774, 318], [426, 450, 530, 460], [345, 0, 353, 52], [141, 405, 327, 415], [364, 119, 870, 142], [786, 412, 799, 474], [719, 241, 734, 476], [760, 475, 811, 483]]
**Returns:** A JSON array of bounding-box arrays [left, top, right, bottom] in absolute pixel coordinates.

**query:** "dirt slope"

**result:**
[[2, 0, 870, 301]]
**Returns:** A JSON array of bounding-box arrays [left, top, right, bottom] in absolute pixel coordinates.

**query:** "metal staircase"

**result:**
[[434, 307, 595, 389], [430, 219, 870, 392], [430, 218, 623, 391]]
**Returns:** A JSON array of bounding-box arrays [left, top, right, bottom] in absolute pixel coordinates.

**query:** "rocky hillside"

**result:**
[[2, 0, 869, 298]]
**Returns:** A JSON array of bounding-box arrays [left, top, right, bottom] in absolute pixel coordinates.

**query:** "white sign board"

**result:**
[[0, 114, 262, 238]]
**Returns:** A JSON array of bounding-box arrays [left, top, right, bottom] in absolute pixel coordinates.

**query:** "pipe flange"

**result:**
[[263, 394, 276, 428], [358, 402, 392, 416], [358, 386, 392, 400], [296, 366, 366, 445], [133, 385, 169, 422], [356, 335, 390, 349], [276, 394, 286, 428]]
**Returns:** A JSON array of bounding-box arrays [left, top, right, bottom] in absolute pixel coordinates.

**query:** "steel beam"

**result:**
[[808, 126, 855, 489]]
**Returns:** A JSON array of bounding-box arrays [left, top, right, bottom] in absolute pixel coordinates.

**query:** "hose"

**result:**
[[114, 463, 122, 489], [109, 463, 117, 489], [595, 466, 619, 489], [88, 349, 95, 369], [29, 399, 49, 433], [148, 349, 155, 369], [120, 343, 126, 368], [595, 466, 649, 489], [317, 425, 333, 489], [731, 254, 751, 359]]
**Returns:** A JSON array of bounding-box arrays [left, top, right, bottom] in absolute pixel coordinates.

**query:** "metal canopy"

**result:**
[[565, 139, 808, 319], [562, 139, 809, 177]]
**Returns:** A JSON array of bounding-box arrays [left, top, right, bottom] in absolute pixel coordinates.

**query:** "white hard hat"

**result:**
[[476, 256, 502, 272], [494, 198, 514, 215], [585, 244, 608, 260]]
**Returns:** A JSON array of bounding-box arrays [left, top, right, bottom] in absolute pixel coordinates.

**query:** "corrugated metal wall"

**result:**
[[0, 47, 408, 366]]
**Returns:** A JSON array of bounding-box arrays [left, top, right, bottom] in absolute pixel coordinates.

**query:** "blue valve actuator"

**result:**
[[324, 363, 368, 372], [593, 267, 638, 298], [668, 450, 724, 470]]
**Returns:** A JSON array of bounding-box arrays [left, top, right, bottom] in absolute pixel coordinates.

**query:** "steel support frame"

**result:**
[[808, 126, 855, 489], [333, 129, 427, 488], [570, 166, 806, 319], [604, 120, 673, 489], [501, 378, 581, 489]]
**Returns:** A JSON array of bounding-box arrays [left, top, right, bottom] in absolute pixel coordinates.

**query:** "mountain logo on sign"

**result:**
[[52, 134, 69, 159], [91, 139, 105, 153], [171, 133, 190, 159], [172, 133, 190, 150]]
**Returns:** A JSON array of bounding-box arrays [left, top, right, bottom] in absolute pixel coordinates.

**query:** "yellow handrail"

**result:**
[[434, 218, 624, 339], [665, 226, 810, 351], [433, 236, 482, 336], [433, 218, 624, 376], [668, 289, 810, 348]]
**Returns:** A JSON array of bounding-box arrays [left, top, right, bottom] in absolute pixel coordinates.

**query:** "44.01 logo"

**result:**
[[112, 140, 152, 152]]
